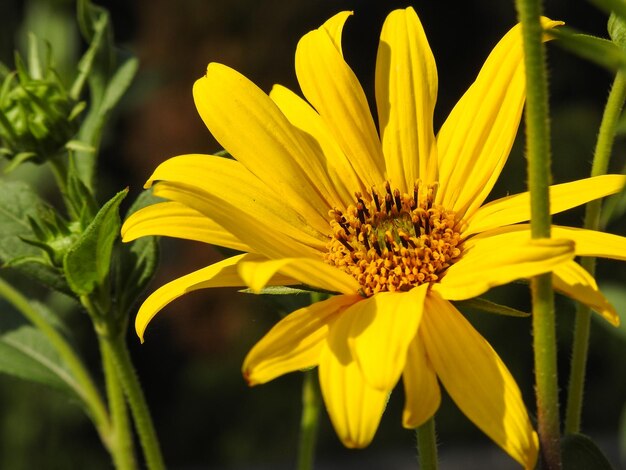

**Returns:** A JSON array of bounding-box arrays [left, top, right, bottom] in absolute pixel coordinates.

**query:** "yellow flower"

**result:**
[[122, 8, 626, 468]]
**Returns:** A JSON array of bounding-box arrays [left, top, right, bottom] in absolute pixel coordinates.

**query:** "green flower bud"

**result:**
[[0, 41, 84, 167]]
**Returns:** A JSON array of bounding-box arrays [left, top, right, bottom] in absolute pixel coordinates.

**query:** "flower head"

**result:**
[[122, 8, 626, 468]]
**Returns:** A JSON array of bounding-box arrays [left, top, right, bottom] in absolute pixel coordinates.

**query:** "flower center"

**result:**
[[324, 181, 463, 296]]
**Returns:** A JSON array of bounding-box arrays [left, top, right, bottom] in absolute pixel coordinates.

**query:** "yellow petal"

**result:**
[[421, 293, 538, 469], [551, 225, 626, 260], [121, 201, 251, 252], [481, 224, 626, 261], [376, 7, 438, 188], [194, 64, 336, 222], [135, 254, 294, 342], [152, 182, 320, 260], [552, 261, 620, 326], [145, 153, 327, 251], [464, 175, 626, 236], [243, 294, 360, 385], [437, 18, 562, 220], [318, 341, 388, 448], [402, 331, 441, 428], [237, 257, 360, 295], [350, 285, 428, 391], [322, 11, 353, 54], [295, 12, 386, 189], [270, 84, 363, 206], [434, 235, 574, 301]]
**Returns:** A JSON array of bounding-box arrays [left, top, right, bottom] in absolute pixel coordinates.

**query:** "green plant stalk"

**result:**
[[100, 338, 138, 470], [514, 1, 561, 468], [297, 369, 321, 470], [106, 333, 165, 470], [0, 277, 112, 450], [416, 417, 438, 470], [565, 70, 626, 435]]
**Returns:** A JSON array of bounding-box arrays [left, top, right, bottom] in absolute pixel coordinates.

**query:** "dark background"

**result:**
[[1, 0, 625, 468]]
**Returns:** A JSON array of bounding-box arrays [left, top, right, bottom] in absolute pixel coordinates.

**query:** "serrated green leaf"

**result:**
[[609, 12, 626, 50], [550, 27, 626, 71], [63, 189, 127, 296], [454, 297, 530, 318], [0, 326, 79, 397], [0, 181, 69, 292], [561, 433, 614, 470]]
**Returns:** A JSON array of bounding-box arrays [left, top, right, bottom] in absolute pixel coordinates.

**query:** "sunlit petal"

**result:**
[[421, 293, 538, 469], [434, 235, 574, 300], [475, 224, 626, 261], [350, 285, 428, 391], [269, 84, 362, 205], [376, 7, 438, 188], [135, 254, 294, 342], [553, 261, 620, 326], [237, 257, 360, 295], [152, 182, 320, 260], [295, 12, 386, 188], [194, 63, 338, 220], [318, 342, 388, 448], [121, 201, 251, 252], [145, 154, 327, 249], [243, 294, 360, 385], [437, 18, 562, 220], [465, 175, 626, 236], [402, 330, 441, 428]]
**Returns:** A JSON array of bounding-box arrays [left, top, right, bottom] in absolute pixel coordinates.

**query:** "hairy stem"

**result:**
[[565, 71, 626, 434]]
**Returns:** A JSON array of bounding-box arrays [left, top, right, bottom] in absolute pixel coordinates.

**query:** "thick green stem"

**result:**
[[514, 0, 561, 468], [0, 277, 112, 451], [565, 71, 626, 435], [106, 333, 165, 470], [100, 338, 138, 470], [296, 369, 321, 470], [416, 417, 438, 470]]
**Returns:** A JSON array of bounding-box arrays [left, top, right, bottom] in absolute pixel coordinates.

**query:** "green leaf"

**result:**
[[561, 433, 614, 470], [114, 189, 160, 315], [609, 12, 626, 50], [0, 181, 68, 292], [596, 282, 626, 341], [242, 285, 315, 296], [63, 189, 127, 296], [454, 297, 530, 318], [0, 326, 79, 397], [549, 27, 626, 71], [99, 55, 138, 115]]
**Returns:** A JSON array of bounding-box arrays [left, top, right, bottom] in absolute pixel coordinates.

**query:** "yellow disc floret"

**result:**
[[324, 181, 463, 296]]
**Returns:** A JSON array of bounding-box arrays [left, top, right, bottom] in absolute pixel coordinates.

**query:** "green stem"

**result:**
[[48, 156, 70, 203], [297, 369, 321, 470], [416, 417, 438, 470], [514, 1, 561, 468], [0, 277, 112, 451], [106, 333, 166, 470], [565, 71, 626, 435], [100, 338, 138, 470]]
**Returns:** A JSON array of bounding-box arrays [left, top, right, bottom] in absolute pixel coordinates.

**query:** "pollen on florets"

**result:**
[[324, 181, 463, 297]]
